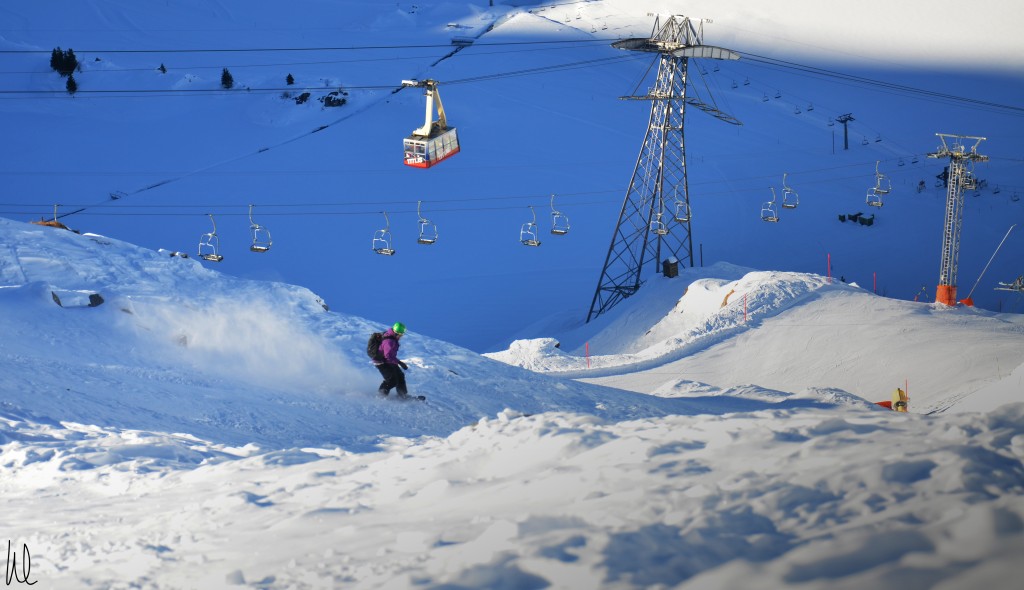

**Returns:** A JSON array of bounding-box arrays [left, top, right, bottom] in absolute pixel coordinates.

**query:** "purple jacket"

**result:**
[[377, 328, 401, 365]]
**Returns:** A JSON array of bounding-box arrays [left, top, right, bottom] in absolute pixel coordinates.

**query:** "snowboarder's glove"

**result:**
[[399, 361, 409, 370]]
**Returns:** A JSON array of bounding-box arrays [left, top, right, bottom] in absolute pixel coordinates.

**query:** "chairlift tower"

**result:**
[[927, 133, 988, 306], [587, 15, 740, 322], [835, 113, 855, 150]]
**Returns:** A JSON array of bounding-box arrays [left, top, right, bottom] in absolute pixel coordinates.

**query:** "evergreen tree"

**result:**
[[50, 47, 79, 77], [65, 48, 78, 74], [221, 68, 234, 89], [286, 73, 294, 85], [66, 74, 77, 95]]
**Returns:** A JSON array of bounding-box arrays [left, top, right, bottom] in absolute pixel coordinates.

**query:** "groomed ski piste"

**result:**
[[4, 217, 1024, 589]]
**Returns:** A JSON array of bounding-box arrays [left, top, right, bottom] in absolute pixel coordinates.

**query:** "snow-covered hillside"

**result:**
[[3, 0, 1024, 587], [486, 264, 1024, 415], [0, 217, 694, 450], [4, 216, 1024, 588]]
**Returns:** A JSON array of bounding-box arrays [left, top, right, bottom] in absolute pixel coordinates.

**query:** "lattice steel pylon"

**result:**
[[927, 133, 988, 306], [587, 15, 741, 322]]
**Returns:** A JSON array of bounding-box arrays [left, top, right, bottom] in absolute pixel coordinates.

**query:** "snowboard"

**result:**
[[379, 393, 426, 402]]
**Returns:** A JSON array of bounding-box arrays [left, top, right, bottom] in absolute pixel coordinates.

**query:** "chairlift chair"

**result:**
[[520, 206, 541, 246], [549, 194, 570, 236], [401, 79, 460, 169], [415, 201, 438, 244], [873, 161, 892, 195], [807, 103, 814, 111], [866, 188, 884, 208], [774, 90, 782, 99], [793, 105, 802, 115], [743, 77, 751, 86], [673, 195, 691, 223], [650, 211, 669, 235], [761, 188, 780, 222], [828, 116, 835, 127], [248, 204, 272, 253], [372, 212, 396, 255], [996, 276, 1024, 292], [198, 214, 224, 262], [781, 173, 799, 209], [731, 80, 738, 89]]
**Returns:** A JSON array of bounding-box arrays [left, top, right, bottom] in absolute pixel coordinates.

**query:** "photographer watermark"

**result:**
[[5, 541, 36, 586]]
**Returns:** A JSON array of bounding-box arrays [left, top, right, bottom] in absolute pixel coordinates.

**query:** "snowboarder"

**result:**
[[373, 322, 411, 398]]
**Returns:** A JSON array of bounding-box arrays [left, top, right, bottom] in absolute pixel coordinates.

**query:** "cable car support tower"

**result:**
[[927, 133, 988, 306], [587, 15, 740, 322]]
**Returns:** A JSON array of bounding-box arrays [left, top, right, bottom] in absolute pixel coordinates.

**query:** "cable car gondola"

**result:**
[[401, 79, 460, 169]]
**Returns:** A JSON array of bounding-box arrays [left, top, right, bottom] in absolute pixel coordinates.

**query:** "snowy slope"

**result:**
[[0, 217, 697, 450], [2, 1, 1024, 588], [486, 264, 1024, 415], [4, 217, 1024, 589]]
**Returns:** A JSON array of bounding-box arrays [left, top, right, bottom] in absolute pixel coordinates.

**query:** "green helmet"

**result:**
[[392, 322, 407, 334]]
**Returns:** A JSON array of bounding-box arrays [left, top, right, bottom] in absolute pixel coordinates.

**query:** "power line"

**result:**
[[0, 38, 617, 55], [742, 52, 1024, 116], [0, 54, 644, 97], [0, 41, 610, 76]]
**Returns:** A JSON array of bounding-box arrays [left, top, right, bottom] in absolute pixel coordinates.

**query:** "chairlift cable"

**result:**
[[0, 38, 617, 56]]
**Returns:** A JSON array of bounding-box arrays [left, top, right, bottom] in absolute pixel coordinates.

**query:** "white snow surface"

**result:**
[[3, 0, 1024, 588], [4, 213, 1024, 589]]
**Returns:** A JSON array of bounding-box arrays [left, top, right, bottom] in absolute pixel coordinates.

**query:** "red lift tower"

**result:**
[[927, 133, 988, 306]]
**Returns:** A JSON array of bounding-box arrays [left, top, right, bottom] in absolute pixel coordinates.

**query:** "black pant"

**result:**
[[376, 363, 407, 396]]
